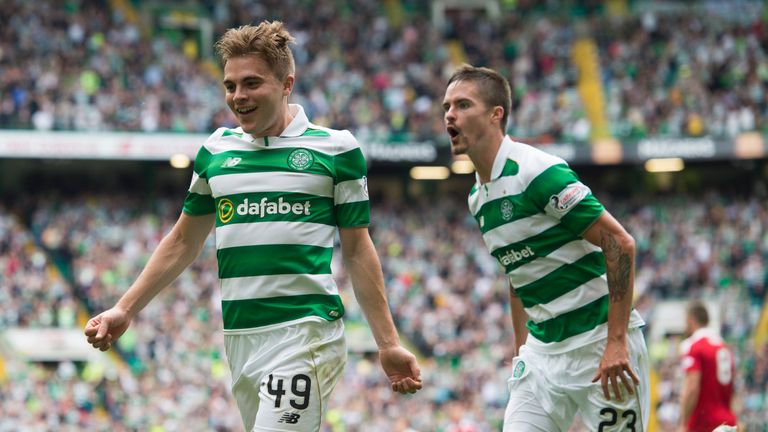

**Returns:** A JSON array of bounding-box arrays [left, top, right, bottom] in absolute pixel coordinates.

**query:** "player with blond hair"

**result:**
[[86, 21, 422, 431]]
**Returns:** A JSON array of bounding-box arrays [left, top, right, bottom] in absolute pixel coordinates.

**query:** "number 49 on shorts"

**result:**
[[267, 373, 312, 410]]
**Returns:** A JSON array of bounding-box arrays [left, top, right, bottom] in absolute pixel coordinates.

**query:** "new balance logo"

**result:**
[[221, 157, 242, 168], [278, 413, 301, 424]]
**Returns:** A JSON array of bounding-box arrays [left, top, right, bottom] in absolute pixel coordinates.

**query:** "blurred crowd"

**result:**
[[614, 193, 768, 430], [0, 188, 766, 431], [2, 0, 768, 142], [0, 206, 78, 330], [0, 199, 236, 431], [2, 0, 768, 430]]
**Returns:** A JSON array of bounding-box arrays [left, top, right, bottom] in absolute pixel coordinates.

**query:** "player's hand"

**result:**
[[592, 338, 640, 401], [378, 345, 423, 395], [84, 307, 131, 352]]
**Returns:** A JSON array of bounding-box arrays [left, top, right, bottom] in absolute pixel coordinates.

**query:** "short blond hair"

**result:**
[[214, 21, 296, 80]]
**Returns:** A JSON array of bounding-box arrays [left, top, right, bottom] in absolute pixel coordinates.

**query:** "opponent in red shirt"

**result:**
[[677, 301, 737, 432]]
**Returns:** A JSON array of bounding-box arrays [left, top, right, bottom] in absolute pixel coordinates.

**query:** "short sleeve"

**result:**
[[681, 347, 702, 373], [183, 143, 215, 215], [332, 134, 369, 227], [525, 163, 604, 235]]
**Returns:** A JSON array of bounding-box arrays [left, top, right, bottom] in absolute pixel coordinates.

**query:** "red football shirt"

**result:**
[[679, 328, 737, 432]]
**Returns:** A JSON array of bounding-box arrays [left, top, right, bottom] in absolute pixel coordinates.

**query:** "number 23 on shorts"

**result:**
[[597, 407, 639, 432]]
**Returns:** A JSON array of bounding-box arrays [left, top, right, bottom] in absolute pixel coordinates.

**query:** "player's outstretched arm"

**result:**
[[84, 212, 214, 351], [339, 227, 423, 394], [583, 211, 640, 401]]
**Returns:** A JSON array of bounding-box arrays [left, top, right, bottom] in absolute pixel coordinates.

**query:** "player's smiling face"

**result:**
[[223, 54, 294, 137], [442, 80, 496, 156]]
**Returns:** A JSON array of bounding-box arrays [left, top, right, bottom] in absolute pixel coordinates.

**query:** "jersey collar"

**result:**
[[279, 104, 310, 138], [688, 327, 722, 344], [475, 135, 514, 184]]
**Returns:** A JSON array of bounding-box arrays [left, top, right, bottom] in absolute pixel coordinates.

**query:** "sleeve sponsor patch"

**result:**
[[681, 354, 697, 371], [546, 182, 590, 217]]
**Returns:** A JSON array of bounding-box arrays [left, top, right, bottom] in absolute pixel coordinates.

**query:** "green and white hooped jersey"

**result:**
[[469, 137, 644, 353], [183, 105, 369, 334]]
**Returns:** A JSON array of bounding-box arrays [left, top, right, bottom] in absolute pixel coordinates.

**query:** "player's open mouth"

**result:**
[[236, 106, 257, 114], [447, 126, 460, 139]]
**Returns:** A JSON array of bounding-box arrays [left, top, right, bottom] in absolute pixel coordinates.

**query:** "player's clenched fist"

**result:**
[[84, 307, 131, 352], [379, 345, 423, 395]]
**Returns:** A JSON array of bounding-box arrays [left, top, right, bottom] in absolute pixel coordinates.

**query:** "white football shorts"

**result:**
[[224, 318, 347, 432], [504, 327, 650, 432]]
